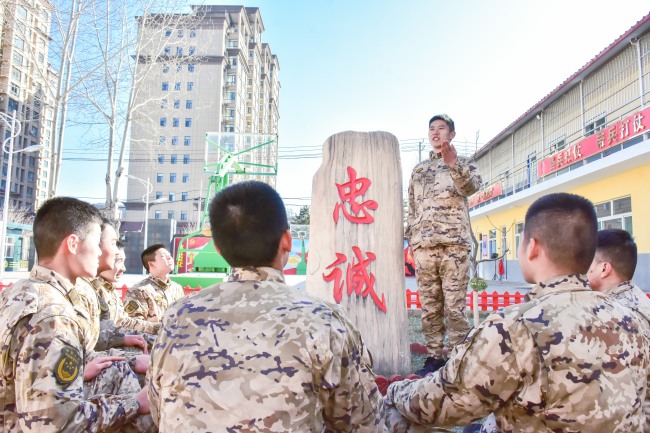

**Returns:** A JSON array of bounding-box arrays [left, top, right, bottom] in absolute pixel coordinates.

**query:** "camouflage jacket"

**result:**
[[406, 151, 481, 250], [386, 274, 650, 432], [95, 277, 161, 335], [148, 266, 384, 432], [0, 265, 140, 432], [123, 274, 185, 323]]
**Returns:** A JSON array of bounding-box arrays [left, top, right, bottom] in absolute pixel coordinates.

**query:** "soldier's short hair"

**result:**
[[209, 181, 289, 267], [429, 114, 455, 132], [596, 229, 637, 280], [524, 193, 597, 274], [141, 243, 165, 272], [33, 197, 102, 259]]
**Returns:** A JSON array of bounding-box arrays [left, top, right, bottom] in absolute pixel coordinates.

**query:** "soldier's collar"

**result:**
[[228, 266, 286, 284], [148, 273, 171, 289], [606, 280, 635, 297], [30, 265, 83, 308], [82, 277, 103, 291], [527, 274, 590, 300], [429, 150, 442, 160]]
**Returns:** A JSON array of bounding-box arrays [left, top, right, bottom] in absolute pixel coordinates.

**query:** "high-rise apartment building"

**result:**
[[0, 0, 56, 213], [127, 5, 280, 231]]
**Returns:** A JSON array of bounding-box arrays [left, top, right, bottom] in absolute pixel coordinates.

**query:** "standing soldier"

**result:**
[[148, 181, 384, 432], [0, 197, 151, 432], [123, 244, 185, 323], [406, 114, 481, 374], [387, 193, 650, 432]]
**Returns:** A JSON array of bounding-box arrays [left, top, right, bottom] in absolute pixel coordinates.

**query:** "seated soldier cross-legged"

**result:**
[[385, 192, 650, 433], [147, 181, 384, 432]]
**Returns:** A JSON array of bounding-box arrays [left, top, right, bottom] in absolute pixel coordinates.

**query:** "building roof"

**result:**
[[474, 13, 650, 159]]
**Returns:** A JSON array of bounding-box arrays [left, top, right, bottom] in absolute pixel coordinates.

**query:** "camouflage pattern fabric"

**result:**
[[413, 245, 471, 357], [123, 275, 185, 323], [607, 280, 650, 433], [96, 277, 161, 335], [148, 266, 384, 432], [0, 265, 143, 432], [385, 275, 650, 433], [406, 151, 481, 250]]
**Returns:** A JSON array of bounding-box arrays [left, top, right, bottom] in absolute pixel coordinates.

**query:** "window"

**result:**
[[164, 47, 171, 55], [157, 173, 164, 183], [162, 82, 169, 91], [13, 52, 23, 66], [155, 210, 162, 219], [155, 191, 162, 200], [190, 29, 196, 38], [27, 171, 34, 181], [42, 181, 47, 188], [172, 118, 179, 127], [187, 82, 194, 91], [11, 68, 21, 82], [185, 118, 192, 127], [171, 136, 178, 146], [165, 29, 172, 37], [186, 100, 193, 109], [184, 136, 191, 146], [176, 47, 183, 56], [160, 117, 167, 127], [182, 173, 189, 183], [159, 136, 166, 145], [225, 91, 235, 101], [177, 29, 184, 37], [585, 114, 606, 137], [17, 6, 27, 17], [181, 192, 188, 201], [550, 136, 566, 153], [158, 154, 164, 164], [180, 211, 188, 221], [168, 210, 175, 219], [168, 192, 175, 202], [8, 99, 19, 112], [183, 155, 190, 164], [43, 161, 48, 168], [174, 99, 180, 109], [188, 64, 195, 72], [189, 46, 196, 55], [14, 38, 25, 50], [160, 98, 168, 108], [176, 64, 182, 72], [595, 196, 633, 234], [30, 126, 38, 137], [488, 229, 497, 258], [28, 156, 35, 167], [174, 82, 181, 91], [170, 155, 178, 164], [501, 227, 507, 255], [170, 173, 176, 183], [163, 65, 169, 73], [26, 187, 33, 196], [10, 83, 20, 97], [514, 223, 524, 258]]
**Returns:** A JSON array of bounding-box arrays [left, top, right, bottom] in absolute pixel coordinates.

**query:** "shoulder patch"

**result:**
[[98, 296, 109, 312], [125, 300, 139, 314], [54, 346, 81, 385]]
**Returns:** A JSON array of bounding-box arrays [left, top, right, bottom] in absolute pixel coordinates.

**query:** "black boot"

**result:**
[[415, 356, 446, 376]]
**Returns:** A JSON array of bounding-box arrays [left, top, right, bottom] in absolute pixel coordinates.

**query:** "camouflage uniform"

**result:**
[[607, 280, 650, 433], [123, 274, 185, 323], [148, 266, 384, 432], [0, 265, 146, 432], [406, 151, 481, 356], [385, 275, 650, 433], [95, 277, 161, 335], [79, 278, 131, 352]]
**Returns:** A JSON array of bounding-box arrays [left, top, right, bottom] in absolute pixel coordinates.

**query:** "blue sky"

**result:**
[[58, 0, 650, 211]]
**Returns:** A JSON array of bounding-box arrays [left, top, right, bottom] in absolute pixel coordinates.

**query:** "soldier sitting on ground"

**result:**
[[0, 197, 152, 432], [148, 180, 384, 432], [123, 244, 185, 323], [385, 192, 650, 432], [587, 228, 650, 431]]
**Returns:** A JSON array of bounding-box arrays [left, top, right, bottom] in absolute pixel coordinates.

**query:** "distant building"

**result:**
[[126, 5, 280, 234], [469, 14, 650, 287], [0, 0, 56, 213]]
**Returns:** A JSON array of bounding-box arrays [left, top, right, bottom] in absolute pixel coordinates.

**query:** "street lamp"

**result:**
[[0, 110, 45, 281], [125, 174, 152, 274]]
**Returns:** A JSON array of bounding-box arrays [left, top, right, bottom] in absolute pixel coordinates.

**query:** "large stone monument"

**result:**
[[307, 131, 410, 375]]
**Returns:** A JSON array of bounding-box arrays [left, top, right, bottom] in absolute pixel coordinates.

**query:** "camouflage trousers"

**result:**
[[84, 359, 158, 433], [384, 404, 454, 432], [413, 244, 471, 357]]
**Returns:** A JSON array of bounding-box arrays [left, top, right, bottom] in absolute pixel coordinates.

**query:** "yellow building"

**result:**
[[469, 14, 650, 287]]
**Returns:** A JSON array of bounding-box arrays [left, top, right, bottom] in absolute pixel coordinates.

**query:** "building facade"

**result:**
[[0, 0, 56, 213], [469, 14, 650, 288], [127, 5, 280, 231]]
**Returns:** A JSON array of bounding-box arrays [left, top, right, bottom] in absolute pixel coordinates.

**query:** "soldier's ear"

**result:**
[[279, 230, 292, 254], [64, 234, 79, 255], [525, 237, 540, 262]]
